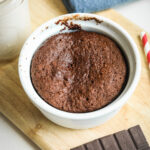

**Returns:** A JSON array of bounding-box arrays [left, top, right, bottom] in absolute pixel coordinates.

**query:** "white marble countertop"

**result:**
[[0, 0, 150, 149]]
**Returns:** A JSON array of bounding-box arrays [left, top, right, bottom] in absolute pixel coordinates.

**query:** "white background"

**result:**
[[0, 0, 150, 149]]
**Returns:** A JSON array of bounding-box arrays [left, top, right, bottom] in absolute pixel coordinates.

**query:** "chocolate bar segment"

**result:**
[[115, 130, 136, 150], [71, 125, 149, 150], [100, 135, 120, 150], [86, 140, 103, 150], [71, 145, 86, 150], [129, 125, 149, 150]]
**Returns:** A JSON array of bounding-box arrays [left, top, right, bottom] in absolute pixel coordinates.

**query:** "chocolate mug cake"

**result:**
[[31, 30, 127, 113]]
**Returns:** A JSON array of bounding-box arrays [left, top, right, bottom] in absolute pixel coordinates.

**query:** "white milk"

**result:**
[[0, 0, 30, 61]]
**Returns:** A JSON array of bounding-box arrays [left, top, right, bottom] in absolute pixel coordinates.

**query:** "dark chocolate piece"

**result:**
[[115, 130, 136, 150], [71, 125, 149, 150], [72, 145, 85, 150], [100, 135, 120, 150], [86, 140, 103, 150], [129, 125, 149, 150]]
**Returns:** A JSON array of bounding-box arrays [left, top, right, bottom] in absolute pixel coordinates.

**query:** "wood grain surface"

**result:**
[[0, 0, 150, 150]]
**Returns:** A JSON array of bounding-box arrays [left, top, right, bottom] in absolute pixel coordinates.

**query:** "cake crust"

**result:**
[[31, 31, 127, 113]]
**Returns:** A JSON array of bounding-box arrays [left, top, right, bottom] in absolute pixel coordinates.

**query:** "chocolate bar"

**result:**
[[71, 125, 149, 150]]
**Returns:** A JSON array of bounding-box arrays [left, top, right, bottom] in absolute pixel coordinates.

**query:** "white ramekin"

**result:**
[[18, 13, 141, 129]]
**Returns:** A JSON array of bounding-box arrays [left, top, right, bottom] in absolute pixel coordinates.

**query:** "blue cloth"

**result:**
[[62, 0, 135, 13]]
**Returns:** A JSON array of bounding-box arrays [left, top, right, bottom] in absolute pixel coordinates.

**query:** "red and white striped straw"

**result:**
[[140, 31, 150, 68]]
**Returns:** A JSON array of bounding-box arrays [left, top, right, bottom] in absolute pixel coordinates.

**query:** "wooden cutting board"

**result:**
[[0, 0, 150, 149]]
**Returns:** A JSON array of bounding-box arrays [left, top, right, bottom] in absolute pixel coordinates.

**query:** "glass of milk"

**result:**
[[0, 0, 30, 61]]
